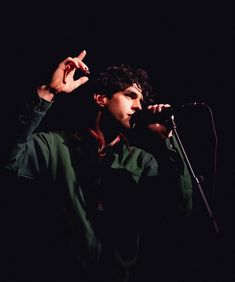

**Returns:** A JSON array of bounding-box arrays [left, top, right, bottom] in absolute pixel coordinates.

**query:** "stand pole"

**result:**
[[168, 116, 220, 233]]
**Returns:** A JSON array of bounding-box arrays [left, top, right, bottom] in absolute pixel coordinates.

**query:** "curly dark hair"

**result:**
[[90, 64, 155, 104]]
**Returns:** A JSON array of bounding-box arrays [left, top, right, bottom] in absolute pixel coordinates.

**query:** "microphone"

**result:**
[[130, 102, 205, 128]]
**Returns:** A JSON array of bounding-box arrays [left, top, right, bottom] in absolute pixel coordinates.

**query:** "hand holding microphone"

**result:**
[[130, 102, 205, 138], [130, 102, 205, 127], [143, 104, 174, 138], [130, 103, 174, 128]]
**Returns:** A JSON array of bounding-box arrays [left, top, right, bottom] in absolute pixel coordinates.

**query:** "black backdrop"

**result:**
[[1, 1, 234, 281]]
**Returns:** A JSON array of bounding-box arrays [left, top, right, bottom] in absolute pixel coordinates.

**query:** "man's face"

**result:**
[[105, 83, 143, 128]]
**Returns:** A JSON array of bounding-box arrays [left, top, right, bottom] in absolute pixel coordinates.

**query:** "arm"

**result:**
[[164, 135, 193, 216], [4, 50, 90, 176], [138, 103, 193, 216]]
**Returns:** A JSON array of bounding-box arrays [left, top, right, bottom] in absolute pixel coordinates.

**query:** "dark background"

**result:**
[[1, 1, 234, 281]]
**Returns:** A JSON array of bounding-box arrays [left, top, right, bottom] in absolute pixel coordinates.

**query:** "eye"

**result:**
[[125, 92, 137, 99]]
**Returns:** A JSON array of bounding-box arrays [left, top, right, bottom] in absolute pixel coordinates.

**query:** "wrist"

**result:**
[[46, 85, 59, 95], [37, 85, 57, 102]]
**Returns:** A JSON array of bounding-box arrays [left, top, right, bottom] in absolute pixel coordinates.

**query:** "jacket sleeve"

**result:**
[[165, 136, 193, 216], [138, 132, 193, 217], [4, 93, 54, 179]]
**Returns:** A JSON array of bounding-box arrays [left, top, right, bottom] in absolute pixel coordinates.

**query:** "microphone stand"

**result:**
[[167, 116, 220, 234]]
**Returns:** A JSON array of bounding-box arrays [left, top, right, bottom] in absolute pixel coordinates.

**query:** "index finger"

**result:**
[[76, 50, 87, 60]]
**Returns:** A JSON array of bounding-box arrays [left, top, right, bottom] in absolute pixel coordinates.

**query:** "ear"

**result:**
[[94, 93, 108, 107]]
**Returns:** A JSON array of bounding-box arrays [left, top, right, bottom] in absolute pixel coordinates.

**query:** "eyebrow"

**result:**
[[124, 90, 144, 101]]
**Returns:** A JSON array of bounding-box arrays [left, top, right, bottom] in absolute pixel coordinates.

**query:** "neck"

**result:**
[[90, 110, 122, 146]]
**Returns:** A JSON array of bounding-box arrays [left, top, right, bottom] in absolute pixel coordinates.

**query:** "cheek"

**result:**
[[106, 97, 132, 119], [108, 100, 124, 113], [114, 101, 129, 117]]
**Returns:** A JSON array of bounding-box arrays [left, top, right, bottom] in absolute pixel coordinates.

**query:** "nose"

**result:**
[[132, 99, 142, 111]]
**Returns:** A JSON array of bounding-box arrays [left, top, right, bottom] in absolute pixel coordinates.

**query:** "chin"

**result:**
[[115, 122, 128, 131], [120, 120, 131, 128]]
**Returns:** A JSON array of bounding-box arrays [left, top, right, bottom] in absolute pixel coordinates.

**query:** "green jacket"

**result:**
[[4, 94, 193, 282]]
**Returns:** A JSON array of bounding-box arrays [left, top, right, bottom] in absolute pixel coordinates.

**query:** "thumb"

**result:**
[[74, 76, 89, 88]]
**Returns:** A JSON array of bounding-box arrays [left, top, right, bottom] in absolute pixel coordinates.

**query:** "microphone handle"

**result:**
[[130, 107, 173, 127], [130, 102, 205, 128]]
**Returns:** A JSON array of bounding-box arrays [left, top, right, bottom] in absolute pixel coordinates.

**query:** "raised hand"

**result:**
[[38, 50, 90, 101]]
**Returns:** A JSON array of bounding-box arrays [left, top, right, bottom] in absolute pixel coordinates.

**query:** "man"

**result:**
[[3, 50, 193, 282]]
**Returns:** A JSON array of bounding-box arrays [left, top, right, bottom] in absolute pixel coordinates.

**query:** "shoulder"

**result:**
[[31, 130, 71, 147], [122, 144, 158, 177]]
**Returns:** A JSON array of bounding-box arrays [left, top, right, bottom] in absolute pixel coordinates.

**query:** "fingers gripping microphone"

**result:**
[[130, 107, 173, 128], [130, 102, 205, 128]]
